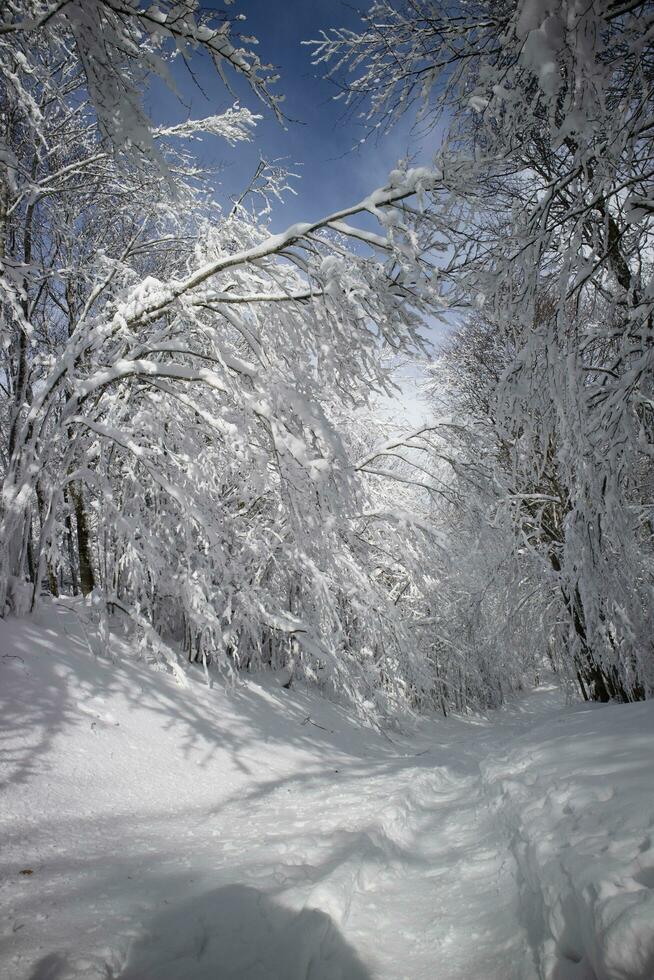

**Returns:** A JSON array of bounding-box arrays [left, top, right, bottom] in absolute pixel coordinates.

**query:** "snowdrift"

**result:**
[[1, 601, 653, 979], [485, 701, 654, 980]]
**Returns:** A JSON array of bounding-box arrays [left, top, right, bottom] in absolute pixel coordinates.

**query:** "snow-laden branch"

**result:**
[[153, 105, 261, 146], [123, 167, 443, 328]]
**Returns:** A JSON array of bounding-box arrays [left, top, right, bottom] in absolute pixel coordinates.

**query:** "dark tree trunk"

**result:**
[[71, 485, 95, 595], [64, 490, 80, 596], [550, 550, 630, 703]]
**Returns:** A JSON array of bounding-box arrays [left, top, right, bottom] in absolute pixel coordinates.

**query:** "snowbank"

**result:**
[[484, 697, 654, 980], [1, 603, 653, 979]]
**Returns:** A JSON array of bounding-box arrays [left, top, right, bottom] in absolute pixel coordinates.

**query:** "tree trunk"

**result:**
[[549, 550, 629, 703], [64, 490, 80, 595], [71, 484, 95, 595], [35, 481, 59, 598]]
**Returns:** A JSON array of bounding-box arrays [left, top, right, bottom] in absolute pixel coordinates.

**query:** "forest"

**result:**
[[2, 0, 652, 716], [2, 3, 654, 980]]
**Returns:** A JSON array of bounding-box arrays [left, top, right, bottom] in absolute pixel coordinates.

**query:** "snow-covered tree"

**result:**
[[314, 0, 654, 701], [0, 0, 460, 714]]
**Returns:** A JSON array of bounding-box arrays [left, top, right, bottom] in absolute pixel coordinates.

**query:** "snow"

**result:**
[[154, 106, 261, 146], [1, 604, 653, 980], [484, 701, 654, 979]]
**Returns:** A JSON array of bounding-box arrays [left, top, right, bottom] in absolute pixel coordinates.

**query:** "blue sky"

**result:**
[[151, 0, 432, 230], [148, 0, 446, 423]]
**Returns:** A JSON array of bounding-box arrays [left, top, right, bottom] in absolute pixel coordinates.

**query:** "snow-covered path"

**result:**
[[173, 720, 541, 980], [2, 605, 653, 980]]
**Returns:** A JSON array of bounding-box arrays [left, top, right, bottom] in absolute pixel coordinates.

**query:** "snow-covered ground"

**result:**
[[1, 603, 653, 980]]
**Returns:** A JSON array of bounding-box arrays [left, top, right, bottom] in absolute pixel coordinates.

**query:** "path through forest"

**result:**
[[2, 605, 653, 979]]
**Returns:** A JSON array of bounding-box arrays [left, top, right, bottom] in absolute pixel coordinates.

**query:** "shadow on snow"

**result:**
[[28, 883, 372, 980]]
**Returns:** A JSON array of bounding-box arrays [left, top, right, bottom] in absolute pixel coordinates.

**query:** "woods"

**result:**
[[1, 0, 653, 714]]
